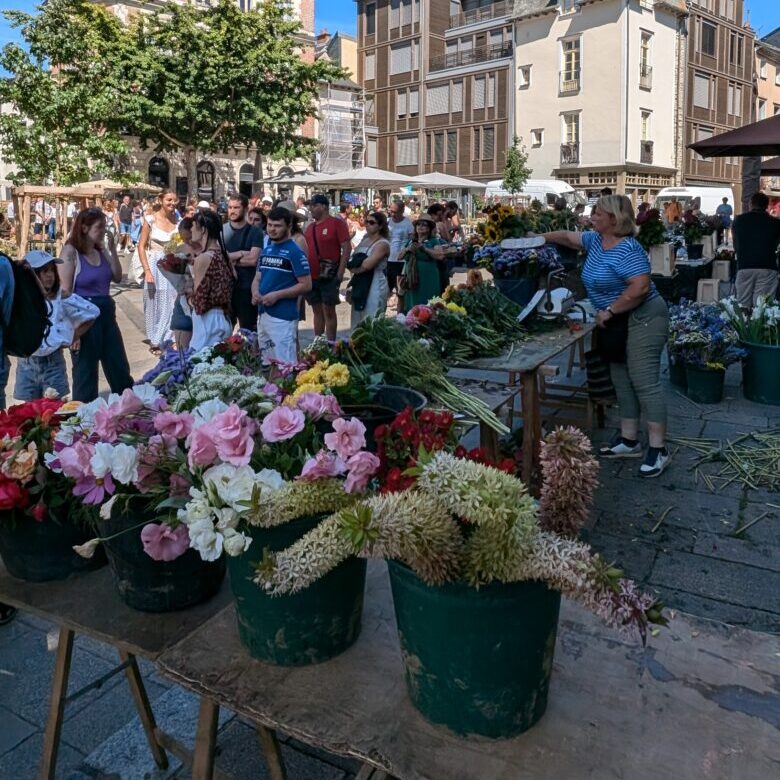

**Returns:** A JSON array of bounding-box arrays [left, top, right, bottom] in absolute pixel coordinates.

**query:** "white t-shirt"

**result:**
[[35, 293, 100, 357], [388, 217, 414, 265]]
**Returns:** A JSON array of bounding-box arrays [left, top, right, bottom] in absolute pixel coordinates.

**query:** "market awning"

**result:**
[[260, 170, 327, 186], [410, 172, 487, 190], [315, 166, 416, 189], [688, 114, 780, 158], [760, 156, 780, 175]]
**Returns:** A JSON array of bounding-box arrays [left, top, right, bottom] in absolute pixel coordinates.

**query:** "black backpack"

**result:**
[[2, 254, 51, 358]]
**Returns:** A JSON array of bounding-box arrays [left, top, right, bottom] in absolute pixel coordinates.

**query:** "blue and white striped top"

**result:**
[[580, 231, 658, 311]]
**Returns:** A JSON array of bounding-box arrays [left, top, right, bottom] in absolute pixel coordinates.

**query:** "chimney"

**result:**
[[317, 29, 330, 47]]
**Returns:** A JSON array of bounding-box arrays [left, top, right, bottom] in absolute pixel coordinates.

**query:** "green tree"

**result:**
[[0, 0, 131, 185], [502, 136, 532, 203], [124, 0, 343, 195]]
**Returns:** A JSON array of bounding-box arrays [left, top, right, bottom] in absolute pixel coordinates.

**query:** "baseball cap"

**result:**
[[196, 200, 211, 209], [261, 195, 274, 204], [296, 207, 309, 217], [24, 250, 63, 269], [310, 193, 330, 207], [276, 199, 297, 214]]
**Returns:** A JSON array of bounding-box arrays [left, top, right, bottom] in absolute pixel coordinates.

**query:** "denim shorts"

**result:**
[[119, 222, 132, 235], [14, 351, 69, 401]]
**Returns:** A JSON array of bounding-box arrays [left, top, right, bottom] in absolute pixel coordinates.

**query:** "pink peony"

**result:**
[[343, 450, 380, 493], [154, 411, 195, 439], [210, 405, 254, 466], [298, 450, 346, 481], [58, 441, 94, 480], [260, 406, 305, 443], [140, 522, 190, 562], [296, 392, 342, 421], [186, 425, 219, 469], [324, 417, 366, 461]]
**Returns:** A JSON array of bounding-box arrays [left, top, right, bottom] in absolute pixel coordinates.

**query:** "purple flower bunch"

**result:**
[[669, 299, 746, 370], [485, 244, 563, 280], [141, 347, 195, 398]]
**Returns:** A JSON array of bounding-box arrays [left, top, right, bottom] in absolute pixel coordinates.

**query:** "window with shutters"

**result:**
[[412, 40, 419, 70], [700, 22, 716, 57], [451, 81, 463, 113], [473, 128, 481, 159], [487, 74, 495, 108], [759, 59, 767, 79], [434, 132, 444, 164], [397, 90, 407, 118], [563, 113, 579, 144], [729, 33, 743, 67], [447, 131, 457, 163], [693, 73, 710, 109], [562, 39, 580, 82], [390, 43, 412, 75], [426, 84, 449, 116], [426, 132, 432, 163], [474, 76, 486, 110], [366, 138, 377, 168], [401, 0, 412, 26], [397, 135, 418, 166], [640, 110, 651, 142], [390, 0, 400, 29], [366, 3, 376, 35], [409, 88, 419, 116], [518, 65, 531, 88], [365, 52, 375, 81], [758, 99, 767, 120], [365, 96, 375, 125], [531, 129, 543, 147], [724, 0, 735, 21], [489, 30, 503, 50], [482, 127, 494, 161], [694, 126, 713, 161], [726, 83, 742, 117]]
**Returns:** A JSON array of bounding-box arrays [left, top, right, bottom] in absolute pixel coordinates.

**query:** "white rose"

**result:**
[[203, 464, 257, 511], [188, 524, 223, 562], [191, 399, 229, 427], [130, 383, 161, 407], [110, 443, 140, 484], [222, 528, 252, 557], [90, 442, 115, 478]]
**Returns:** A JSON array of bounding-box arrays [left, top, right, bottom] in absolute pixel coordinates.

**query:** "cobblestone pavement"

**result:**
[[0, 273, 777, 778]]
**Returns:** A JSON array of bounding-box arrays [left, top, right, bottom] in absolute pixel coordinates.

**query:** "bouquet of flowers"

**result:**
[[721, 296, 780, 347], [477, 244, 563, 281], [669, 299, 746, 370], [0, 397, 93, 526], [682, 211, 705, 245], [157, 251, 191, 294], [636, 208, 666, 250], [48, 381, 380, 563], [257, 421, 665, 643]]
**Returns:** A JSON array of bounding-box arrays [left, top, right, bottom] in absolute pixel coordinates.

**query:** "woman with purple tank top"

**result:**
[[59, 208, 133, 401]]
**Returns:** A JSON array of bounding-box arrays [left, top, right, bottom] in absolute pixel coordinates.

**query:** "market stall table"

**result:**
[[0, 562, 232, 780], [157, 561, 777, 780], [451, 323, 595, 485]]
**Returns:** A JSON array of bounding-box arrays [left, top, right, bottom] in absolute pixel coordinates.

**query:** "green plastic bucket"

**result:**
[[741, 342, 780, 406], [668, 358, 687, 389], [685, 365, 725, 404], [227, 516, 366, 666], [388, 561, 561, 739]]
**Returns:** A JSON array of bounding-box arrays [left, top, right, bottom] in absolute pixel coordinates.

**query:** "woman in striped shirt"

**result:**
[[544, 195, 670, 478]]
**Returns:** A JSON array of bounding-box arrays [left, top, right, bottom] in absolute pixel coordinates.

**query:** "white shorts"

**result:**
[[258, 313, 298, 365], [191, 309, 232, 352]]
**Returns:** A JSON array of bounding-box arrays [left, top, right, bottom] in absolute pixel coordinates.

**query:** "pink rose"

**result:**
[[296, 392, 341, 421], [154, 411, 195, 439], [186, 425, 219, 468], [210, 405, 254, 466], [324, 417, 366, 461], [260, 406, 305, 443], [298, 450, 346, 481], [58, 441, 94, 480], [343, 451, 380, 494], [140, 522, 190, 562]]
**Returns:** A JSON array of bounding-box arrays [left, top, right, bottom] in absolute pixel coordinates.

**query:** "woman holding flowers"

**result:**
[[544, 195, 670, 478], [399, 215, 446, 313]]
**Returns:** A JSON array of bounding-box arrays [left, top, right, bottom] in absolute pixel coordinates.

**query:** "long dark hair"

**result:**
[[66, 207, 106, 254], [368, 210, 389, 239], [193, 209, 229, 261]]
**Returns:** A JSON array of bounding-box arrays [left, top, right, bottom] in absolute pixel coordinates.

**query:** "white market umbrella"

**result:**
[[261, 170, 329, 186], [411, 172, 487, 190], [315, 166, 416, 189]]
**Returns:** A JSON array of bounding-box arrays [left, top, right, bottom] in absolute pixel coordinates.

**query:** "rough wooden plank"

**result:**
[[157, 562, 780, 780], [0, 563, 231, 660], [191, 697, 220, 780], [38, 627, 74, 780]]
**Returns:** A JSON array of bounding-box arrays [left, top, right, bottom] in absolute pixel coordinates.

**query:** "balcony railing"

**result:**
[[448, 0, 512, 29], [640, 140, 654, 164], [560, 143, 580, 166], [559, 72, 581, 94], [429, 42, 513, 72], [640, 65, 652, 89]]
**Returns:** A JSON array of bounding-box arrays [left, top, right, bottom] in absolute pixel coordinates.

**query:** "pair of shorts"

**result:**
[[119, 222, 132, 235], [258, 313, 298, 365], [14, 351, 69, 401], [305, 276, 340, 307]]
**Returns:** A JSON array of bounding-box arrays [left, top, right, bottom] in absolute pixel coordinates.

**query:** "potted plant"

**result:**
[[669, 300, 745, 403], [721, 296, 780, 405], [0, 396, 105, 581], [637, 208, 674, 276], [257, 416, 665, 739], [682, 211, 705, 259]]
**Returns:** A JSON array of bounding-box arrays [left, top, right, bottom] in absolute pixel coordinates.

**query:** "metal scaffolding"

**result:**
[[319, 83, 365, 174]]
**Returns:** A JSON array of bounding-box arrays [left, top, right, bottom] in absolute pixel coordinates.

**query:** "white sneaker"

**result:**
[[599, 436, 642, 458], [639, 448, 670, 478]]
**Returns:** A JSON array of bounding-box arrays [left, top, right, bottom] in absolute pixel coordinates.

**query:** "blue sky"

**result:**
[[0, 0, 776, 50]]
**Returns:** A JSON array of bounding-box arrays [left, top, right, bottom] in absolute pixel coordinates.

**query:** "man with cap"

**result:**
[[261, 195, 274, 214], [304, 194, 351, 341]]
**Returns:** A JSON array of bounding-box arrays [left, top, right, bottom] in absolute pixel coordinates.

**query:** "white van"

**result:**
[[654, 186, 735, 216], [485, 178, 587, 210]]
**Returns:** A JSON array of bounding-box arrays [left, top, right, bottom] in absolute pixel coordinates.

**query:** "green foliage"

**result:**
[[502, 136, 532, 196], [636, 210, 667, 250], [0, 0, 131, 185]]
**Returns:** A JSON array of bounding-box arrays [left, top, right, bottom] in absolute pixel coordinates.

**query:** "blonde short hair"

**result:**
[[594, 195, 636, 237]]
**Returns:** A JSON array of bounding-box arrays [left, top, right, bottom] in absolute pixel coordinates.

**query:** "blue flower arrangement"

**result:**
[[476, 244, 563, 280], [669, 299, 746, 370]]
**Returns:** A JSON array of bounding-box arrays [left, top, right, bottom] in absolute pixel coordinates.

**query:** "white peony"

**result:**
[[187, 520, 223, 562], [222, 528, 252, 557], [202, 463, 257, 511], [130, 383, 161, 407], [213, 506, 239, 531], [90, 442, 115, 478], [191, 398, 229, 427], [110, 443, 140, 484]]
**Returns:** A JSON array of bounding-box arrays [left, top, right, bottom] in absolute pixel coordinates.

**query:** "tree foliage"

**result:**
[[0, 0, 130, 185], [502, 136, 532, 198]]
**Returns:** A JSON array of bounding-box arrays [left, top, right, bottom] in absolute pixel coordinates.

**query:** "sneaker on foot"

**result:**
[[599, 435, 642, 458], [639, 447, 670, 478]]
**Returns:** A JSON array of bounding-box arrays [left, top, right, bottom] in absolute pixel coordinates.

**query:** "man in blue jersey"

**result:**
[[251, 207, 312, 365]]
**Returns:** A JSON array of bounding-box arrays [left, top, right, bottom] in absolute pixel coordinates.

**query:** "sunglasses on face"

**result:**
[[366, 219, 378, 225]]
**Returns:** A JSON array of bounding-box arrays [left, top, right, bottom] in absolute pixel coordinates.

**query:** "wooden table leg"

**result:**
[[520, 370, 541, 490], [38, 627, 74, 780], [257, 725, 288, 780], [191, 697, 219, 780], [479, 420, 500, 462], [119, 651, 168, 770]]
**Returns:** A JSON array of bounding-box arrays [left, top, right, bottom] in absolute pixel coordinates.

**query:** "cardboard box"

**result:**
[[650, 243, 675, 276]]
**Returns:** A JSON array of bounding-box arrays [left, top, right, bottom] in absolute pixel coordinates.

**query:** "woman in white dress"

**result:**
[[349, 210, 390, 329], [138, 190, 179, 353]]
